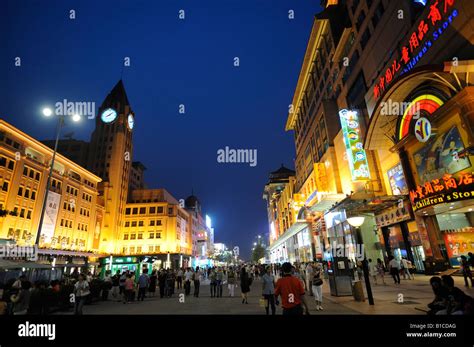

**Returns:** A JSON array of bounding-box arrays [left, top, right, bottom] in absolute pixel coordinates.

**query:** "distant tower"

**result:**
[[87, 80, 135, 253]]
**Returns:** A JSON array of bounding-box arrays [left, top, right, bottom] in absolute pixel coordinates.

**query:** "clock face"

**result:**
[[101, 108, 117, 123], [127, 114, 134, 130]]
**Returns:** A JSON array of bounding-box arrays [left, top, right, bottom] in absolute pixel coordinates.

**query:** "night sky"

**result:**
[[0, 0, 322, 259]]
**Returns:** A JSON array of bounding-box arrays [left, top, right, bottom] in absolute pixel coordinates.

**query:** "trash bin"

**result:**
[[352, 280, 365, 302]]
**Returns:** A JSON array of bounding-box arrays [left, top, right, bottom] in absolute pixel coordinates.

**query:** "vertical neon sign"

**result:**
[[339, 109, 371, 181]]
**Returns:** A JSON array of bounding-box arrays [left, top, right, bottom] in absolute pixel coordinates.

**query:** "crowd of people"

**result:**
[[1, 254, 473, 316]]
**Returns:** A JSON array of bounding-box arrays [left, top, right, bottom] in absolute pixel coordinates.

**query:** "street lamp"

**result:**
[[35, 108, 81, 246], [347, 215, 374, 305]]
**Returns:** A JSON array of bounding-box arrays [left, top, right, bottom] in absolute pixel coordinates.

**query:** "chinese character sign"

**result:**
[[338, 109, 370, 181], [372, 0, 458, 100]]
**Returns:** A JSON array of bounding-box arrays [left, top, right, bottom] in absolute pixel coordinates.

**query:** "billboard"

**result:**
[[40, 191, 61, 245], [339, 109, 370, 181]]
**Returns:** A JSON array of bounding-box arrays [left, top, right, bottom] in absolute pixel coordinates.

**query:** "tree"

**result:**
[[252, 244, 265, 263]]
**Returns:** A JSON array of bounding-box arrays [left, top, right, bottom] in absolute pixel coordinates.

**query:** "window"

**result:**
[[8, 161, 14, 170], [26, 210, 32, 219], [0, 157, 6, 167], [31, 191, 36, 200], [156, 233, 161, 239], [150, 220, 155, 226], [132, 208, 138, 215], [20, 208, 25, 218], [157, 207, 163, 214], [156, 220, 162, 226], [2, 181, 9, 192], [149, 206, 156, 214], [149, 233, 154, 239], [125, 208, 131, 215], [136, 246, 142, 253], [130, 234, 136, 240], [138, 221, 144, 227], [18, 187, 23, 196], [24, 189, 30, 199], [168, 207, 173, 215], [122, 247, 127, 254], [131, 221, 137, 227], [130, 246, 135, 253], [125, 221, 130, 227], [139, 207, 146, 214], [34, 172, 40, 181], [124, 234, 129, 240]]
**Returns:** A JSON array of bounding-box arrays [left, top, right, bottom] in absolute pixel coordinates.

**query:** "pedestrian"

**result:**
[[305, 262, 313, 296], [460, 255, 474, 288], [10, 280, 31, 315], [375, 258, 386, 285], [227, 266, 237, 297], [184, 268, 192, 296], [262, 266, 276, 315], [123, 273, 135, 304], [388, 256, 401, 284], [177, 268, 183, 289], [209, 267, 217, 298], [240, 267, 251, 304], [138, 269, 150, 301], [149, 270, 157, 297], [468, 252, 474, 269], [216, 267, 224, 298], [119, 271, 127, 297], [311, 263, 324, 311], [102, 270, 112, 300], [111, 270, 120, 300], [193, 266, 202, 297], [74, 274, 90, 314], [274, 262, 310, 315]]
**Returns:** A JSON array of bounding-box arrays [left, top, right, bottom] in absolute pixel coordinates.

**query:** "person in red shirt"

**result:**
[[275, 262, 310, 315]]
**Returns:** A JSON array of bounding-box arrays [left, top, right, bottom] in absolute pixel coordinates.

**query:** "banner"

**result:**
[[40, 191, 61, 245]]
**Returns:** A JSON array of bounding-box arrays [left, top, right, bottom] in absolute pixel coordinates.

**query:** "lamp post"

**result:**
[[347, 216, 374, 306], [35, 109, 80, 246]]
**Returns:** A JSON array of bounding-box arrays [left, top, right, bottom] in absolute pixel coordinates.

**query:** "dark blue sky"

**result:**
[[0, 0, 322, 259]]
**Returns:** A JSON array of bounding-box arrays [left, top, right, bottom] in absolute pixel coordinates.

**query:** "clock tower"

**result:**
[[88, 79, 135, 253]]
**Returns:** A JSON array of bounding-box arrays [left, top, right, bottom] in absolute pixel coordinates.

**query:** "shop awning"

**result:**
[[38, 249, 98, 257], [308, 193, 347, 212], [0, 259, 22, 269], [268, 221, 309, 251], [330, 194, 406, 215]]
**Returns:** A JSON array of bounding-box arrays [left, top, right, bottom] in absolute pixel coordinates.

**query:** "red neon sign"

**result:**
[[372, 0, 456, 100]]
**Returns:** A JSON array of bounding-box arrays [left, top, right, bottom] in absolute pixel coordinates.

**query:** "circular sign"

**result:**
[[414, 117, 431, 142], [348, 131, 358, 141], [101, 108, 117, 123]]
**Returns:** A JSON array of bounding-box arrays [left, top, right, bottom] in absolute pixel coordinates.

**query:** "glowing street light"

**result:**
[[72, 113, 81, 122], [42, 107, 53, 117]]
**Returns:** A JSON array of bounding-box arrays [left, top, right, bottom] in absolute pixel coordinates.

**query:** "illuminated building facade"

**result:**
[[268, 0, 474, 274], [0, 119, 104, 264]]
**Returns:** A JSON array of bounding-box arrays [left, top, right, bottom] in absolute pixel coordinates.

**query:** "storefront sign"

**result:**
[[410, 172, 474, 211], [372, 0, 458, 100], [375, 200, 412, 227], [387, 163, 409, 195], [338, 109, 370, 181]]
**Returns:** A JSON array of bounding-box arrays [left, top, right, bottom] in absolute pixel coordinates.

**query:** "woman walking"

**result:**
[[209, 268, 217, 298], [123, 273, 134, 304], [227, 266, 236, 297], [262, 266, 276, 315], [240, 267, 251, 304], [376, 258, 386, 285], [311, 263, 324, 310]]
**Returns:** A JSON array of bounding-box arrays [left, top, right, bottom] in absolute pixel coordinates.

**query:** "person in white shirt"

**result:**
[[184, 268, 193, 296], [401, 258, 415, 280], [388, 256, 401, 284], [193, 267, 202, 297]]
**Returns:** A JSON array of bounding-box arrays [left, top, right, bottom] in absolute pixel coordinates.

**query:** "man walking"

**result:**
[[274, 262, 310, 315], [389, 256, 401, 284], [193, 266, 202, 297], [137, 269, 150, 301]]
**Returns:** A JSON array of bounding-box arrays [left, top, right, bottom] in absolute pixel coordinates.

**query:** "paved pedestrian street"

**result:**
[[65, 275, 474, 315]]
